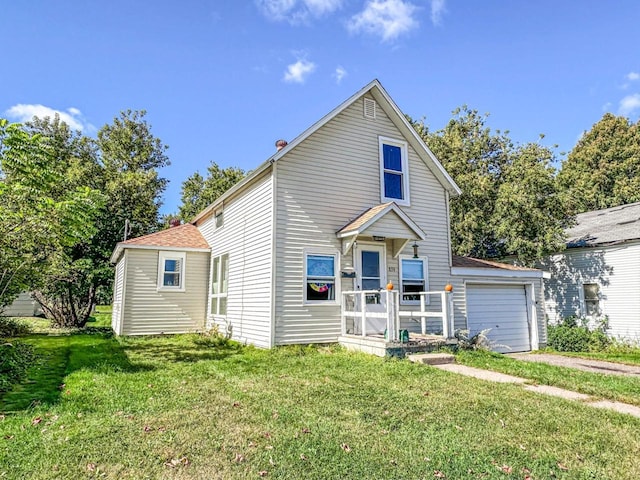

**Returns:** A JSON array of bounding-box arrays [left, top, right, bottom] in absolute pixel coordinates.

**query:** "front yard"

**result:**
[[1, 323, 640, 479]]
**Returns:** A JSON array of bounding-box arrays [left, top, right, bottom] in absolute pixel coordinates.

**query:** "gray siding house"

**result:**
[[544, 202, 640, 342], [111, 80, 547, 353]]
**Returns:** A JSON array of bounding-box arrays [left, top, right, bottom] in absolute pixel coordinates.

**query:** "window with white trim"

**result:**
[[215, 209, 224, 229], [399, 255, 428, 305], [211, 253, 229, 316], [158, 251, 186, 291], [379, 137, 410, 206], [304, 252, 338, 303], [583, 283, 600, 316]]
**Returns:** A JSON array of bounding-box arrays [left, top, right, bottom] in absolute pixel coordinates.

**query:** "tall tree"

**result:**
[[411, 108, 572, 265], [0, 119, 102, 310], [558, 113, 640, 213], [28, 111, 169, 327], [178, 162, 245, 220]]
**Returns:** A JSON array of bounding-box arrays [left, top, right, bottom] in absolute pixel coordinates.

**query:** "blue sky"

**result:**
[[2, 1, 639, 216]]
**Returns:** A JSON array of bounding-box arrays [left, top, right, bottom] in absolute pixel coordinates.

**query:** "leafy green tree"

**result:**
[[27, 111, 169, 327], [178, 162, 245, 220], [411, 107, 572, 265], [0, 119, 103, 310], [558, 113, 640, 213]]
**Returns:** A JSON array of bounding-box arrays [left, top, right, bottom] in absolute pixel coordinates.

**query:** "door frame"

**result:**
[[354, 242, 387, 291]]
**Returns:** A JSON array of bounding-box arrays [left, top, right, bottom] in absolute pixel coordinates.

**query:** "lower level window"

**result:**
[[400, 256, 428, 304], [583, 283, 600, 316], [158, 251, 186, 291], [211, 253, 229, 316], [305, 253, 337, 303]]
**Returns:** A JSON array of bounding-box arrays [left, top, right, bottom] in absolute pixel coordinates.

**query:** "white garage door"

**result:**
[[466, 284, 531, 353]]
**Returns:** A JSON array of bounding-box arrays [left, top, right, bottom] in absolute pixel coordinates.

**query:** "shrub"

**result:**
[[0, 341, 35, 393], [547, 316, 611, 352], [454, 328, 494, 351], [0, 317, 32, 337]]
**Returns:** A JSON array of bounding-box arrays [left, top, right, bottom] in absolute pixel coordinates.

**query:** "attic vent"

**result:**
[[364, 98, 376, 119]]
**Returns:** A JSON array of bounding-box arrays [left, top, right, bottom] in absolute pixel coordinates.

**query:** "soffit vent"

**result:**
[[364, 98, 376, 119]]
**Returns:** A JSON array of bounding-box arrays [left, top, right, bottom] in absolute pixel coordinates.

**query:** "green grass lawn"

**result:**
[[555, 349, 640, 366], [456, 350, 640, 407], [1, 330, 640, 479]]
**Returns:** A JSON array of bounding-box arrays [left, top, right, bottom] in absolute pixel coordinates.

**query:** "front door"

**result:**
[[355, 244, 386, 292], [355, 244, 387, 333]]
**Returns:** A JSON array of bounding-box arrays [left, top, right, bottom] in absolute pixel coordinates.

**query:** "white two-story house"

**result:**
[[111, 80, 547, 353]]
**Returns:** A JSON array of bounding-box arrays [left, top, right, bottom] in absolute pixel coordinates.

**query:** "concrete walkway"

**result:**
[[434, 363, 640, 418], [507, 353, 640, 377]]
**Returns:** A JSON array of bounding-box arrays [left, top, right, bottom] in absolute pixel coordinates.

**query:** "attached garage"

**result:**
[[466, 283, 532, 353], [451, 256, 547, 353]]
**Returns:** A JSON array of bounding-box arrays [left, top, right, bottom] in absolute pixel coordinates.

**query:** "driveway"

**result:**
[[507, 353, 640, 377]]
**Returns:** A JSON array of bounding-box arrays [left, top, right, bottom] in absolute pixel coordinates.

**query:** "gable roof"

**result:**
[[110, 223, 210, 263], [336, 202, 427, 240], [192, 79, 461, 225], [566, 202, 640, 248], [451, 255, 537, 271], [451, 255, 544, 278]]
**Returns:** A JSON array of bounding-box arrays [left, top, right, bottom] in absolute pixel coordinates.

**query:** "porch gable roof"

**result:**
[[336, 202, 426, 256]]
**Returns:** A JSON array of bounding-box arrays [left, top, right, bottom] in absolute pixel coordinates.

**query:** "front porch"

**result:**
[[338, 289, 457, 357]]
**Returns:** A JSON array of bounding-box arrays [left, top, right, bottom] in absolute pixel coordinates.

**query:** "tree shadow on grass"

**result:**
[[0, 329, 153, 413], [122, 335, 243, 364]]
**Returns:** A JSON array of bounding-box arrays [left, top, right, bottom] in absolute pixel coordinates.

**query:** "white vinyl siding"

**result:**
[[120, 249, 209, 335], [199, 170, 273, 348], [274, 95, 454, 344], [1, 292, 41, 317], [111, 256, 126, 334], [544, 242, 640, 341]]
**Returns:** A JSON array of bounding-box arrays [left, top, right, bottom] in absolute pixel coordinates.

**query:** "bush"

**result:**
[[547, 316, 611, 352], [0, 341, 35, 393], [0, 317, 32, 337]]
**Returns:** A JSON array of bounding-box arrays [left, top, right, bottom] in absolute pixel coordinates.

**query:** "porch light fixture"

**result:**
[[412, 241, 419, 259]]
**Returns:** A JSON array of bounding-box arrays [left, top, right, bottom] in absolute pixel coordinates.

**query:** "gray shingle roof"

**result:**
[[566, 202, 640, 248]]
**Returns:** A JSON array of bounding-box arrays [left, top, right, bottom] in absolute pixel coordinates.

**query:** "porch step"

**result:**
[[407, 353, 455, 365]]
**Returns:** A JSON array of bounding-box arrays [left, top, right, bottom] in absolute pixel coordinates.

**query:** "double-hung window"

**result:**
[[399, 255, 428, 305], [304, 252, 338, 304], [582, 283, 600, 316], [211, 253, 229, 316], [379, 137, 410, 206], [157, 251, 186, 291]]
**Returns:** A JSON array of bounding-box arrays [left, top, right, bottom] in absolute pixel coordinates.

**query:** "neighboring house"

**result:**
[[544, 202, 640, 342], [0, 292, 42, 317], [111, 80, 547, 353]]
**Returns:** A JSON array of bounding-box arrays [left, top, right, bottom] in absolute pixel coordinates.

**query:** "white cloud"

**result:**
[[333, 65, 347, 84], [626, 72, 640, 82], [5, 104, 91, 132], [283, 59, 317, 83], [618, 93, 640, 117], [256, 0, 343, 24], [430, 0, 446, 25], [348, 0, 419, 42]]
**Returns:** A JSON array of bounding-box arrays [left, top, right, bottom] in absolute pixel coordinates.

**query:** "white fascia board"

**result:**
[[191, 160, 273, 224], [451, 267, 543, 278], [336, 203, 426, 240]]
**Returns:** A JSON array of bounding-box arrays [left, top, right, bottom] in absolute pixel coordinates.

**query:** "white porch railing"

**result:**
[[398, 291, 453, 339], [341, 290, 453, 341]]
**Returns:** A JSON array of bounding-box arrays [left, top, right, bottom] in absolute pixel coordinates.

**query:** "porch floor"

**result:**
[[338, 333, 458, 358]]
